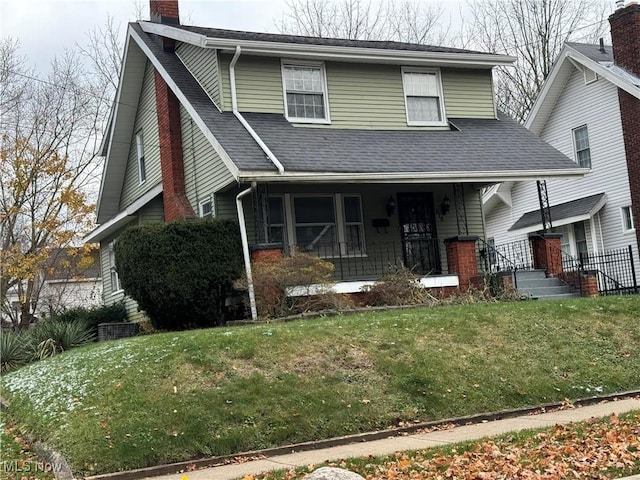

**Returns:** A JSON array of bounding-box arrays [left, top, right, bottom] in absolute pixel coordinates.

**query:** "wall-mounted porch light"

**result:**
[[439, 194, 451, 220], [386, 195, 396, 217]]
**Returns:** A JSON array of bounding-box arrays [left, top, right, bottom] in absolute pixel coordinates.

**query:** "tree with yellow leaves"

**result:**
[[1, 38, 112, 328]]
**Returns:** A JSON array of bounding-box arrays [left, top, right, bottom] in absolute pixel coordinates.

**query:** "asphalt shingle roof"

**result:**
[[566, 42, 613, 63], [174, 25, 487, 55], [135, 23, 582, 177], [508, 193, 606, 232]]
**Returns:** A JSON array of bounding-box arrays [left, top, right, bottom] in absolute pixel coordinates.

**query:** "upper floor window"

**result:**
[[136, 132, 146, 184], [199, 196, 214, 217], [572, 125, 591, 168], [622, 206, 635, 232], [402, 67, 446, 126], [282, 62, 330, 123]]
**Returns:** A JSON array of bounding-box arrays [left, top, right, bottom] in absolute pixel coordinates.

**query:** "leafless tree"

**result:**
[[467, 0, 610, 121], [276, 0, 450, 45]]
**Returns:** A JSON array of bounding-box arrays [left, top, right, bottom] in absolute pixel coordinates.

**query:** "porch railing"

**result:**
[[579, 246, 638, 295], [283, 238, 443, 281], [476, 238, 533, 290]]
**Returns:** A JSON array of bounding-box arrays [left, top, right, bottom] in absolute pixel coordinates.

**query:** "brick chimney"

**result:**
[[609, 2, 640, 255], [149, 0, 194, 221]]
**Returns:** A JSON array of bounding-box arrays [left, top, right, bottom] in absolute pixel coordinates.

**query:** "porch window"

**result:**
[[293, 196, 336, 254], [266, 196, 286, 243], [343, 195, 365, 254], [572, 125, 591, 168], [109, 241, 122, 293], [622, 206, 635, 232], [136, 132, 146, 184], [402, 67, 446, 126], [574, 221, 588, 258], [282, 63, 330, 123]]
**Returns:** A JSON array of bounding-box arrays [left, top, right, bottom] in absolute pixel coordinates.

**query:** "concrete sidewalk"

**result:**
[[142, 397, 640, 480]]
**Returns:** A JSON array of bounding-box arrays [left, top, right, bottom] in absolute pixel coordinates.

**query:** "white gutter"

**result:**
[[229, 46, 285, 174], [236, 183, 258, 321]]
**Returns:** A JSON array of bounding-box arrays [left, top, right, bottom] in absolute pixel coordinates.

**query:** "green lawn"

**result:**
[[1, 296, 639, 476]]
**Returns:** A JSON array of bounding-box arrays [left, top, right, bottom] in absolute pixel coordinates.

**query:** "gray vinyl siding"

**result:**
[[484, 66, 639, 281], [100, 197, 165, 323], [180, 104, 235, 213], [218, 54, 496, 127], [120, 61, 161, 209], [176, 42, 220, 108]]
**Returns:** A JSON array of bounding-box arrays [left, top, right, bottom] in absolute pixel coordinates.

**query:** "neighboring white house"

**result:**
[[2, 248, 102, 326], [483, 6, 640, 288]]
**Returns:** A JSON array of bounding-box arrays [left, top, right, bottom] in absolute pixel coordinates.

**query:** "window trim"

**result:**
[[572, 125, 592, 168], [108, 241, 123, 295], [281, 60, 331, 124], [401, 66, 447, 127], [135, 131, 146, 185], [274, 193, 366, 257], [622, 206, 635, 233], [198, 195, 214, 218]]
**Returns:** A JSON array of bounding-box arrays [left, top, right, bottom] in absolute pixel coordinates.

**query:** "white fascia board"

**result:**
[[139, 21, 208, 47], [238, 168, 589, 184], [130, 28, 241, 181], [96, 30, 135, 219], [579, 57, 640, 100], [84, 183, 163, 243], [140, 21, 515, 68], [525, 48, 572, 132]]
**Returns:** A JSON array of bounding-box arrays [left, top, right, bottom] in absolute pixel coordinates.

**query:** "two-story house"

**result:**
[[86, 0, 586, 320], [483, 2, 640, 290]]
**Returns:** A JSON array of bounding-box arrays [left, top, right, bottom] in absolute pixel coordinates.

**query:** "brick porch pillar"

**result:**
[[445, 236, 479, 290], [250, 243, 283, 262], [529, 234, 563, 277]]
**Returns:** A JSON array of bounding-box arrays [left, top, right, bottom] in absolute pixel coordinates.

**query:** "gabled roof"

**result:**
[[139, 21, 516, 68], [508, 193, 607, 234], [526, 42, 640, 134]]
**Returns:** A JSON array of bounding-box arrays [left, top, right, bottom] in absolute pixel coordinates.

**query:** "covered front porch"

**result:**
[[238, 181, 486, 286]]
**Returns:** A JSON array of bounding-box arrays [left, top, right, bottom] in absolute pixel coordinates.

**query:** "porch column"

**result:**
[[529, 234, 563, 277], [445, 236, 479, 290]]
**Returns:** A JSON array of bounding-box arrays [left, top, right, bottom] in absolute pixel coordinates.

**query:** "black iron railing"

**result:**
[[579, 246, 638, 295], [285, 238, 443, 281], [476, 238, 533, 290]]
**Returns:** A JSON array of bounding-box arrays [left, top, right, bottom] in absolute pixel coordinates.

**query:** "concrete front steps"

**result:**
[[515, 269, 579, 300]]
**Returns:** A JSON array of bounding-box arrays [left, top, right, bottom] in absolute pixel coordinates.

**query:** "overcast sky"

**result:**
[[1, 0, 290, 71]]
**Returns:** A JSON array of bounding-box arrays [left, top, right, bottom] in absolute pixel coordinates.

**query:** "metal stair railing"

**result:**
[[477, 238, 524, 290]]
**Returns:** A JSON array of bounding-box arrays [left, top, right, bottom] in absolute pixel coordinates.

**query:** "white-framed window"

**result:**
[[622, 206, 635, 232], [265, 196, 286, 244], [574, 221, 588, 259], [135, 132, 146, 184], [199, 196, 214, 217], [273, 194, 364, 256], [281, 62, 330, 123], [108, 241, 122, 293], [401, 67, 447, 126], [572, 125, 591, 168]]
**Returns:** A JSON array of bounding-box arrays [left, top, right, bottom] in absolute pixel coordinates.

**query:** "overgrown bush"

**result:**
[[0, 332, 31, 373], [49, 303, 127, 336], [243, 251, 353, 318], [114, 219, 243, 330], [361, 265, 437, 306]]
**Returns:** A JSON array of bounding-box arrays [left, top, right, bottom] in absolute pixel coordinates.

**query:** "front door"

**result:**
[[397, 192, 441, 274]]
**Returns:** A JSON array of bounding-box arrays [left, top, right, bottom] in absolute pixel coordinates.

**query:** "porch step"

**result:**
[[515, 269, 580, 300]]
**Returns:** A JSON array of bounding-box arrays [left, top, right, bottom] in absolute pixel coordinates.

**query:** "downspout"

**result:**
[[237, 182, 258, 320], [229, 46, 285, 174]]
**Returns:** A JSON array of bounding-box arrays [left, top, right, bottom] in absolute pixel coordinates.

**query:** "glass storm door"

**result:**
[[397, 192, 441, 274]]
